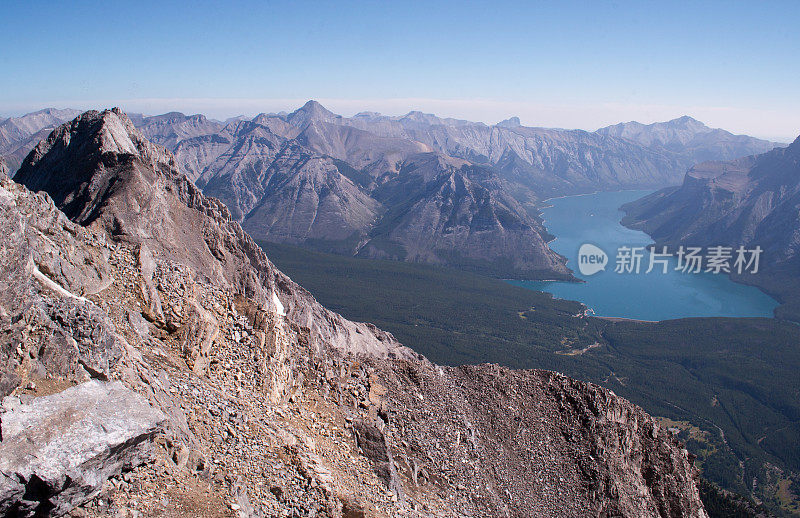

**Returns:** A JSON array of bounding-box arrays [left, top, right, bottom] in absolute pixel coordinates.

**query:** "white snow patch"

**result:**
[[0, 185, 14, 203], [272, 290, 286, 316], [32, 265, 90, 304]]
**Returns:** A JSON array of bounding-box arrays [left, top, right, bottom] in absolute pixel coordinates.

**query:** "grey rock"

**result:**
[[352, 420, 401, 496], [0, 380, 165, 516], [135, 243, 164, 324], [0, 175, 123, 394], [178, 300, 220, 375]]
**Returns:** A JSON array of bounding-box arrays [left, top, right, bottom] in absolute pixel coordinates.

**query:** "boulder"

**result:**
[[0, 380, 165, 516]]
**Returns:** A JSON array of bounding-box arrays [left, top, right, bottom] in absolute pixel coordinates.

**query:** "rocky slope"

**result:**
[[622, 135, 800, 320], [0, 109, 708, 516]]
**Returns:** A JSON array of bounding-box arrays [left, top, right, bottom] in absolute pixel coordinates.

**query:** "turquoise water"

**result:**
[[508, 190, 779, 321]]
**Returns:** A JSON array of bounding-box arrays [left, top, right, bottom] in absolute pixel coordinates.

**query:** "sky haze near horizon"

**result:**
[[1, 0, 798, 141]]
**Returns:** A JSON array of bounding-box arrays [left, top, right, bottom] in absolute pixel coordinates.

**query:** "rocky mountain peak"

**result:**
[[352, 110, 383, 120], [401, 110, 442, 125], [668, 115, 709, 131], [15, 108, 177, 225], [14, 108, 408, 359], [287, 100, 339, 127], [497, 116, 521, 128], [0, 108, 83, 136]]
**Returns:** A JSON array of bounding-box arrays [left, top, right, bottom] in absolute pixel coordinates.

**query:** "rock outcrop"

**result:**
[[0, 381, 165, 516], [1, 109, 709, 517]]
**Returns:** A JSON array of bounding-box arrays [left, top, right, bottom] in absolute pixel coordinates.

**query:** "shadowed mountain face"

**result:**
[[622, 136, 800, 319], [2, 102, 782, 280], [2, 108, 709, 516]]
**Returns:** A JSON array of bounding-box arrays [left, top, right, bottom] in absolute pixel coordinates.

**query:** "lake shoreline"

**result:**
[[515, 190, 779, 321]]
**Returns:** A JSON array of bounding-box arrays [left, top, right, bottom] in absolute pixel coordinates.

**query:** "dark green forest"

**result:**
[[261, 241, 800, 516]]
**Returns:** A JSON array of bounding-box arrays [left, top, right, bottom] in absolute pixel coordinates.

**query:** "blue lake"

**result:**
[[508, 190, 779, 321]]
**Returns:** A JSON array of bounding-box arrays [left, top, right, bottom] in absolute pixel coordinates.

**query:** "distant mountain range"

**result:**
[[597, 115, 782, 165], [1, 102, 784, 278], [622, 136, 800, 320], [0, 108, 82, 171]]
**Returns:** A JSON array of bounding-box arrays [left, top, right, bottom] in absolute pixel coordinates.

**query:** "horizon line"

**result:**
[[1, 97, 796, 143]]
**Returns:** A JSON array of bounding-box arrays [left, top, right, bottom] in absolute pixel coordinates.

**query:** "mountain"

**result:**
[[338, 111, 690, 191], [3, 103, 783, 280], [240, 142, 383, 246], [133, 111, 225, 150], [133, 102, 784, 280], [133, 102, 568, 278], [1, 108, 708, 516], [15, 108, 402, 358], [131, 101, 693, 278], [622, 135, 800, 320], [0, 108, 82, 171], [597, 116, 782, 166], [359, 153, 570, 277]]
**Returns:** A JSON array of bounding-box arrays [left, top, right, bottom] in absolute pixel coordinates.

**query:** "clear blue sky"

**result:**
[[2, 0, 798, 140]]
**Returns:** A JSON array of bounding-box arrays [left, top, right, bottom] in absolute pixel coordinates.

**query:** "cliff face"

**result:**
[[1, 109, 707, 517], [622, 136, 800, 319]]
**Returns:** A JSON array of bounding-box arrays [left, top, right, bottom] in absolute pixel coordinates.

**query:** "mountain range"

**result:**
[[622, 135, 800, 321], [1, 103, 783, 279], [0, 108, 709, 516], [0, 108, 82, 171]]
